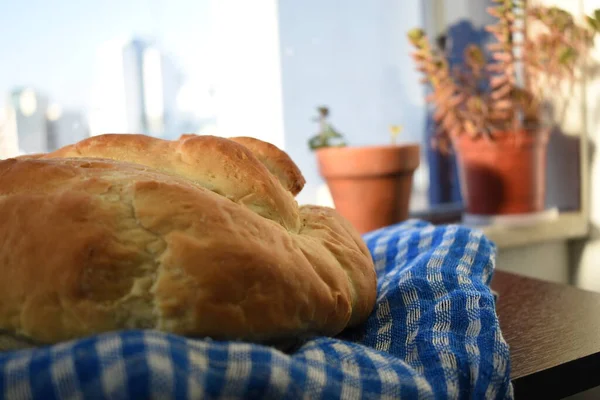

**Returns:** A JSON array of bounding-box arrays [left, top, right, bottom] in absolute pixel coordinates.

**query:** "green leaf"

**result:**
[[586, 16, 599, 32], [308, 135, 324, 151], [559, 47, 576, 64]]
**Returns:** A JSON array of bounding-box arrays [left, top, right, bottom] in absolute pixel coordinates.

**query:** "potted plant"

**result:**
[[309, 106, 420, 234], [408, 1, 600, 217]]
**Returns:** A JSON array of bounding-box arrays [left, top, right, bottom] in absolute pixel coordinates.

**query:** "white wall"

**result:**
[[277, 0, 426, 205], [570, 0, 600, 292]]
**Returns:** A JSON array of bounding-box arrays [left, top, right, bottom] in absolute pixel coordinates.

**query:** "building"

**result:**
[[90, 38, 183, 138], [47, 109, 90, 151], [0, 89, 90, 156], [5, 88, 50, 155]]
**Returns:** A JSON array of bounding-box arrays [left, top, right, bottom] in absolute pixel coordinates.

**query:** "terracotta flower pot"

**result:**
[[316, 144, 420, 234], [452, 130, 550, 216]]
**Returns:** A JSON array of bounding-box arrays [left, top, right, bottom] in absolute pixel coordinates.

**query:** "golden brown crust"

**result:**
[[228, 136, 306, 196], [177, 134, 306, 196], [0, 135, 376, 344], [38, 134, 300, 230], [15, 154, 44, 159]]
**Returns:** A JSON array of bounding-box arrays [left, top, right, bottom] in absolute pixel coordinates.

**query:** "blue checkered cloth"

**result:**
[[0, 220, 512, 399]]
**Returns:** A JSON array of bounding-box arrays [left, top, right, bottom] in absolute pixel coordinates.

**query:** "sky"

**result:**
[[0, 0, 214, 113]]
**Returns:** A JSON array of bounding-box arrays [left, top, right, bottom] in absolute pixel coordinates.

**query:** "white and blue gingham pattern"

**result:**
[[0, 220, 513, 399]]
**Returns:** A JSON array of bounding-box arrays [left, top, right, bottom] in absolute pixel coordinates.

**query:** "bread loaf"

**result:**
[[0, 134, 376, 345]]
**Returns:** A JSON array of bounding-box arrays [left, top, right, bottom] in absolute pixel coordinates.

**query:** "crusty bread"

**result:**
[[0, 135, 376, 345], [36, 134, 301, 230], [228, 136, 306, 196]]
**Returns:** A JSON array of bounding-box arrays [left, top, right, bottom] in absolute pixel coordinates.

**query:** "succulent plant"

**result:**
[[308, 106, 347, 150], [408, 0, 600, 149]]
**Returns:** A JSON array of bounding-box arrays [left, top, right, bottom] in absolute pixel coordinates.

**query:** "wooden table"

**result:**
[[491, 271, 600, 399]]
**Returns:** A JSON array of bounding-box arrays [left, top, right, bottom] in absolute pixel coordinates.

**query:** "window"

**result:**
[[0, 0, 586, 221]]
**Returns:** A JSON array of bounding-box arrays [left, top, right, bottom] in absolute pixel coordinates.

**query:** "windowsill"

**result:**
[[319, 185, 589, 248], [478, 212, 589, 249], [410, 206, 589, 249]]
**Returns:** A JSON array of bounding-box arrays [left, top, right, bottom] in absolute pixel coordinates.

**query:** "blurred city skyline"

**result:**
[[0, 0, 430, 208], [0, 0, 215, 114], [0, 34, 219, 157]]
